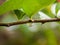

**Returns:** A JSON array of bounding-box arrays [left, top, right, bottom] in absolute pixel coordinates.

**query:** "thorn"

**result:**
[[41, 22, 45, 24], [29, 20, 32, 22], [29, 19, 34, 22], [7, 24, 10, 27]]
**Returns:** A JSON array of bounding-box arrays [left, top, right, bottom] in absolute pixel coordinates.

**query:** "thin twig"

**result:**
[[0, 18, 60, 27]]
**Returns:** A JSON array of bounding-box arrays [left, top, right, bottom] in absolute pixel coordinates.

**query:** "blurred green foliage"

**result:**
[[0, 13, 59, 45], [0, 0, 60, 45]]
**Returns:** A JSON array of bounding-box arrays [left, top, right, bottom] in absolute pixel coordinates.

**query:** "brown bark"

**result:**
[[0, 18, 60, 27]]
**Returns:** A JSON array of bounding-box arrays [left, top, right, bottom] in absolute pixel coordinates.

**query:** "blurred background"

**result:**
[[0, 0, 60, 45]]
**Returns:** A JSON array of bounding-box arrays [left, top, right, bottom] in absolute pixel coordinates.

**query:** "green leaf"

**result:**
[[22, 0, 56, 18], [14, 9, 25, 19], [56, 2, 60, 14], [0, 0, 23, 15], [41, 6, 55, 18]]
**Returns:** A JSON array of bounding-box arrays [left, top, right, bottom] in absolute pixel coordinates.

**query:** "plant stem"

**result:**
[[0, 18, 60, 27]]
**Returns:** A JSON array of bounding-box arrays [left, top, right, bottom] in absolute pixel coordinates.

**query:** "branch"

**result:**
[[0, 18, 60, 27]]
